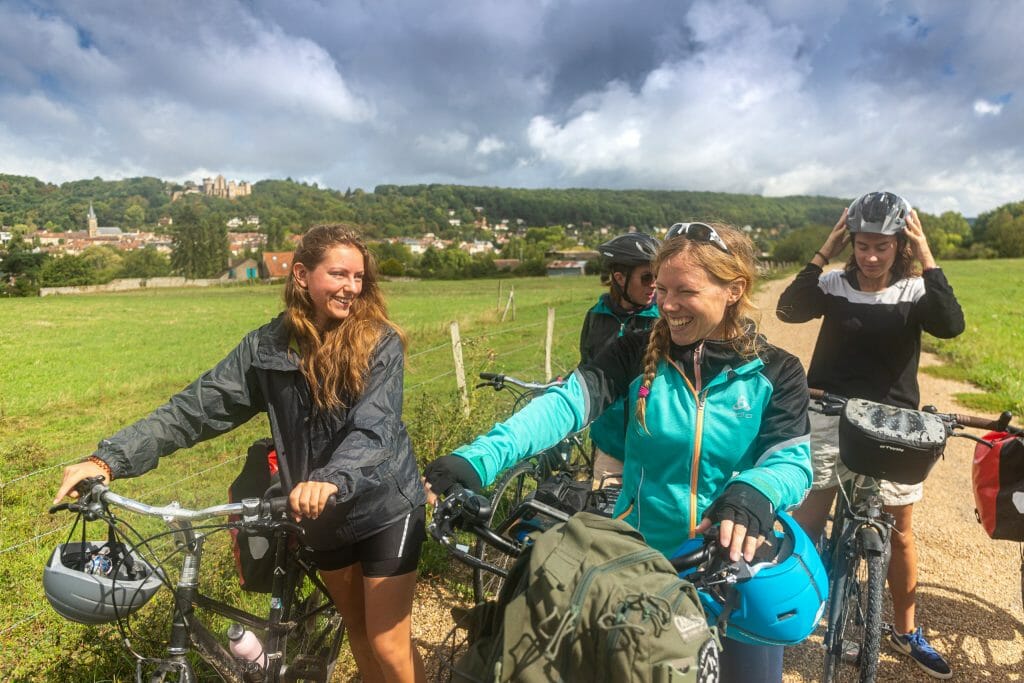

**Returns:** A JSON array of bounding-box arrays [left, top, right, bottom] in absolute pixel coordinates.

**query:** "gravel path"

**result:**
[[391, 275, 1024, 682]]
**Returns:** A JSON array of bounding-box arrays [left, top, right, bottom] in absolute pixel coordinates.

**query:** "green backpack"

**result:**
[[451, 512, 720, 682]]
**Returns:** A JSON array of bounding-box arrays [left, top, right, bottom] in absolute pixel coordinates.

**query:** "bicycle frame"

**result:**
[[152, 516, 331, 682], [61, 485, 341, 683], [821, 474, 893, 680]]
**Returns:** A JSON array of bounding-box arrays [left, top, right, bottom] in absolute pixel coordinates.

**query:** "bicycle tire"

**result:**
[[280, 563, 345, 682], [432, 609, 472, 682], [824, 543, 886, 683], [472, 461, 538, 603]]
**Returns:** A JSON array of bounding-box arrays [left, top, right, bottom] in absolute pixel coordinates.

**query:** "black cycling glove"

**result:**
[[422, 454, 483, 497], [704, 482, 774, 539]]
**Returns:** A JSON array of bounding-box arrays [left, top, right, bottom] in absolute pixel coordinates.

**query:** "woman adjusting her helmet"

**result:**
[[426, 222, 813, 683], [777, 191, 964, 680]]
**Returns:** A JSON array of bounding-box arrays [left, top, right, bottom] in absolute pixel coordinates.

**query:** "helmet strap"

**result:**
[[612, 267, 642, 309], [717, 585, 742, 633]]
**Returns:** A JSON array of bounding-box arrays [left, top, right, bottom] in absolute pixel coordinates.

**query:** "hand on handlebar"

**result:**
[[288, 481, 339, 522], [422, 454, 483, 505], [53, 460, 109, 506]]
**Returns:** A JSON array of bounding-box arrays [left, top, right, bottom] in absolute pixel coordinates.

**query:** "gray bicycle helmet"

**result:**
[[43, 541, 163, 625], [847, 191, 912, 235], [597, 233, 659, 267]]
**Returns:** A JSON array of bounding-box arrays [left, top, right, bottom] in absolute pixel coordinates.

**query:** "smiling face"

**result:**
[[293, 244, 365, 328], [655, 252, 744, 346], [852, 232, 898, 286], [615, 264, 656, 309]]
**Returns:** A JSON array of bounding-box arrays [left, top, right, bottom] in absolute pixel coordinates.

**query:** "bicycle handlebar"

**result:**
[[50, 477, 306, 535], [808, 388, 1020, 435], [476, 372, 564, 393]]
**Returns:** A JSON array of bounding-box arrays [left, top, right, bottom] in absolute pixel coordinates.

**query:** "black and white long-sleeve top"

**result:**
[[776, 264, 965, 409]]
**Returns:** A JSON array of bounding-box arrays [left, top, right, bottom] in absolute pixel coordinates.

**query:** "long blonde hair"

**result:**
[[634, 223, 760, 430], [283, 224, 405, 411]]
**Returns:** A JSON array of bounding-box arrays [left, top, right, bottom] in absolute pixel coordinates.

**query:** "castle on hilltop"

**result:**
[[171, 174, 252, 201]]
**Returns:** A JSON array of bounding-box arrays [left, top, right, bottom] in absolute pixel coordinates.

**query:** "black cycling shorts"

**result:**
[[313, 506, 425, 577]]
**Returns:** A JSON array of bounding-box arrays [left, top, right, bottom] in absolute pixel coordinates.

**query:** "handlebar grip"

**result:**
[[952, 413, 1008, 431], [478, 372, 502, 381], [262, 493, 338, 518], [264, 497, 290, 517]]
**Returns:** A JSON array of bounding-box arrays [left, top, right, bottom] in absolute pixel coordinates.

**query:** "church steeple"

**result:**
[[87, 202, 98, 238]]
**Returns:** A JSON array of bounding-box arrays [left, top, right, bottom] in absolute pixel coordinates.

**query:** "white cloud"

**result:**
[[1, 1, 1023, 216], [475, 136, 507, 155], [973, 99, 1004, 116]]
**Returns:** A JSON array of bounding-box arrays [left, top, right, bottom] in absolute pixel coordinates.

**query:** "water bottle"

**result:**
[[227, 622, 267, 669]]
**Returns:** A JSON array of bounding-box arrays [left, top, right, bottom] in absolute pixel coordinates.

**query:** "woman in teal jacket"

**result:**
[[425, 223, 812, 683]]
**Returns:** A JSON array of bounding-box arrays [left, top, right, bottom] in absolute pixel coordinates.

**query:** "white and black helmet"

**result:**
[[597, 233, 660, 268], [43, 540, 163, 625], [847, 192, 912, 236]]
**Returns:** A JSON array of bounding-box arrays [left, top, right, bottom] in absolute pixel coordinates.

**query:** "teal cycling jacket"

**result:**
[[579, 294, 659, 459], [454, 329, 812, 556]]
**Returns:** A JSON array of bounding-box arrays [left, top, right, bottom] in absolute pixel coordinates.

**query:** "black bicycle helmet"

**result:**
[[43, 540, 163, 625], [847, 191, 912, 235], [597, 233, 659, 267]]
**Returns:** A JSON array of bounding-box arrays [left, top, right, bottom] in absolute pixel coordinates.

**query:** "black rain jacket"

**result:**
[[94, 313, 426, 548]]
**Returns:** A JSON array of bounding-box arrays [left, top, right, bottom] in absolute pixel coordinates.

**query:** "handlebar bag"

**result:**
[[228, 438, 281, 593], [838, 398, 948, 485], [972, 432, 1024, 541]]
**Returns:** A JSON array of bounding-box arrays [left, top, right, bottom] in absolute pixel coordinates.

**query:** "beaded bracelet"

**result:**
[[86, 455, 113, 481]]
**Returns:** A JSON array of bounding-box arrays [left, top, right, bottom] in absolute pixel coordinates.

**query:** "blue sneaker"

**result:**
[[889, 628, 952, 679]]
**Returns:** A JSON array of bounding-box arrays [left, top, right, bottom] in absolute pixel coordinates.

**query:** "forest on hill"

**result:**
[[2, 173, 1022, 296], [0, 173, 851, 240]]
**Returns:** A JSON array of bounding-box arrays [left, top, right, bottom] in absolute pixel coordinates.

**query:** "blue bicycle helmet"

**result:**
[[673, 510, 828, 646]]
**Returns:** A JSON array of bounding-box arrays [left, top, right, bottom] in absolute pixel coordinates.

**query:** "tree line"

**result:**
[[2, 173, 1023, 296]]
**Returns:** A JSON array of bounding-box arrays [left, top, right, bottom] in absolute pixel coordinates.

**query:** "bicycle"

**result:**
[[46, 476, 345, 682], [811, 389, 1016, 683], [470, 372, 593, 602]]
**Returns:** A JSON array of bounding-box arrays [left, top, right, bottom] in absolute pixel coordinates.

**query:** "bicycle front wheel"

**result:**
[[472, 461, 537, 603], [824, 547, 886, 683], [280, 564, 345, 682]]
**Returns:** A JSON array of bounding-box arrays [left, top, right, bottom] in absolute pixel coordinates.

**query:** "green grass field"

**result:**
[[920, 259, 1024, 415], [0, 261, 1020, 679], [0, 276, 598, 679]]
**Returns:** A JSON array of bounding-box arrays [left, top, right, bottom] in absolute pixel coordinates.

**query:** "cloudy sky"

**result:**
[[1, 1, 1021, 216]]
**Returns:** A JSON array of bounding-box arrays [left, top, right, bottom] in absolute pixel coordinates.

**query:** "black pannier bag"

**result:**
[[227, 438, 280, 593], [838, 398, 948, 485]]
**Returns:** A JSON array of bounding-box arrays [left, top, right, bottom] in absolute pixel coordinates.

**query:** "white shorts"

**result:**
[[809, 411, 922, 507]]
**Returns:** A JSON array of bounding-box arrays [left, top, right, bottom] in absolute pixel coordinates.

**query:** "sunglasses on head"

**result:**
[[666, 222, 730, 254]]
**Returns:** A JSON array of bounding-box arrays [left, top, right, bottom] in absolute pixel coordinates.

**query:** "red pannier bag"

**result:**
[[972, 431, 1024, 541]]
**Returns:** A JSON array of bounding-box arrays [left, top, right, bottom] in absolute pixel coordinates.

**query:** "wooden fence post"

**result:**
[[450, 321, 470, 416], [545, 307, 555, 380], [500, 287, 516, 322]]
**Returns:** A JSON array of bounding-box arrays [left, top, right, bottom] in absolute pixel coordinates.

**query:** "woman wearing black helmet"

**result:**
[[777, 192, 964, 679], [580, 232, 659, 488]]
